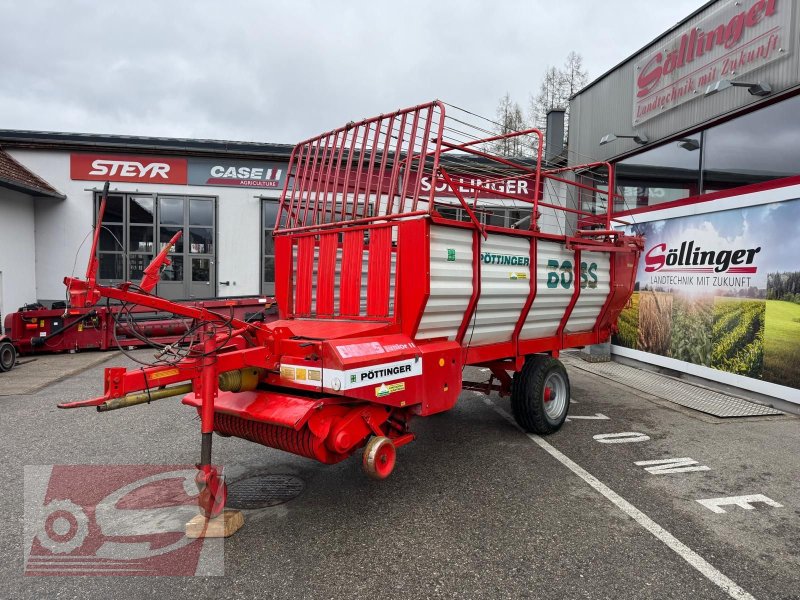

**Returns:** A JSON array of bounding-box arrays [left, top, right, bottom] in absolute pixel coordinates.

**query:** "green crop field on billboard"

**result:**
[[613, 197, 800, 391]]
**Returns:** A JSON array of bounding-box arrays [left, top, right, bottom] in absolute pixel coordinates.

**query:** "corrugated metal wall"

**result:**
[[467, 233, 530, 345], [565, 251, 610, 334], [569, 0, 800, 166], [520, 242, 574, 340], [416, 225, 473, 340]]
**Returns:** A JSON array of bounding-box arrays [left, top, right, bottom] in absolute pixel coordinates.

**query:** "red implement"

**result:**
[[58, 101, 643, 516]]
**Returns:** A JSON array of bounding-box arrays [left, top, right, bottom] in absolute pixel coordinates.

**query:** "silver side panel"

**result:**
[[467, 233, 530, 345], [416, 225, 473, 340], [520, 241, 574, 340], [565, 251, 611, 334]]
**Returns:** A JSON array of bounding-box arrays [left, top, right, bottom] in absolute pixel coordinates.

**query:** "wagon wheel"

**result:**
[[362, 436, 396, 480], [0, 341, 16, 372], [511, 355, 570, 434]]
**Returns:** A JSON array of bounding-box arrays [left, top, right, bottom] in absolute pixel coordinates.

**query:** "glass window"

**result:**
[[263, 230, 274, 255], [129, 226, 154, 253], [161, 256, 184, 281], [263, 201, 279, 228], [702, 95, 800, 192], [436, 206, 459, 220], [102, 194, 124, 223], [615, 135, 701, 211], [99, 225, 124, 251], [99, 253, 123, 280], [159, 226, 184, 253], [129, 254, 153, 280], [159, 197, 184, 225], [191, 258, 210, 282], [189, 228, 213, 254], [484, 208, 506, 227], [189, 199, 213, 226], [263, 258, 275, 283], [129, 196, 154, 224]]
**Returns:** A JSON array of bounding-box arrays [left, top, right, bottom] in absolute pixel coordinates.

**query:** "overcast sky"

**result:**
[[1, 0, 705, 146]]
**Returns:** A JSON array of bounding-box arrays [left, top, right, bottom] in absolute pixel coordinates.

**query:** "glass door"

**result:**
[[96, 192, 216, 300], [156, 196, 216, 300]]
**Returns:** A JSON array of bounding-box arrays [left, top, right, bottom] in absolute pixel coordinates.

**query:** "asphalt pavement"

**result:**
[[1, 352, 798, 600]]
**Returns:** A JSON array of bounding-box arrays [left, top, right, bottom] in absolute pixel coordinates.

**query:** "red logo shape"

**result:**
[[24, 465, 223, 576]]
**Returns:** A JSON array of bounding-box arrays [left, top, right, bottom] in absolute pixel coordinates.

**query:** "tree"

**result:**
[[528, 51, 588, 147], [490, 52, 588, 158], [493, 92, 528, 157]]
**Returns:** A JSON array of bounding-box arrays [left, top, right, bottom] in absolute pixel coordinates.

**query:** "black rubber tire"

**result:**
[[511, 355, 570, 434], [0, 341, 16, 372]]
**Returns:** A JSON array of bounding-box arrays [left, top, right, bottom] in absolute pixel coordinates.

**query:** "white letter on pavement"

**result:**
[[567, 413, 610, 421], [593, 432, 650, 443], [696, 495, 783, 514], [635, 458, 710, 474]]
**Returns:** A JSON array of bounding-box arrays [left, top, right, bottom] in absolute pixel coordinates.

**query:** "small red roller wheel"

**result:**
[[362, 436, 396, 480]]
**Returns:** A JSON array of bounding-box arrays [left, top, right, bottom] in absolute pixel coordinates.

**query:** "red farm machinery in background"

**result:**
[[3, 297, 276, 357], [59, 101, 643, 518]]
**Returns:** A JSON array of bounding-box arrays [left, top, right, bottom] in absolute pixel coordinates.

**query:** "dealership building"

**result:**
[[570, 0, 800, 405], [0, 0, 797, 407], [0, 133, 294, 321]]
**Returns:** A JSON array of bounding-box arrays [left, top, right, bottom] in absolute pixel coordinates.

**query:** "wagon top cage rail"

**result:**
[[275, 100, 625, 239]]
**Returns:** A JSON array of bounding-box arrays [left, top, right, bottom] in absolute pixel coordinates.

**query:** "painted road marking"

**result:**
[[635, 458, 711, 475], [567, 413, 609, 421], [697, 495, 783, 514], [593, 432, 651, 443], [484, 398, 755, 600]]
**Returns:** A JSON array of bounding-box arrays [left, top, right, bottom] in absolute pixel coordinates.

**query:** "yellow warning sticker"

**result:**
[[509, 272, 528, 280], [280, 364, 322, 387], [149, 368, 180, 381]]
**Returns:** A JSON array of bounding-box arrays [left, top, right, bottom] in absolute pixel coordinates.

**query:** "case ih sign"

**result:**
[[70, 154, 188, 184], [187, 158, 286, 189], [633, 0, 791, 124], [71, 154, 287, 189]]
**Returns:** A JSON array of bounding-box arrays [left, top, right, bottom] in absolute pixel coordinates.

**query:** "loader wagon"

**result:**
[[60, 101, 643, 516]]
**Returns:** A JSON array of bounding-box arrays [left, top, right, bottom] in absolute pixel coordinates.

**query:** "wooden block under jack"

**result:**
[[185, 509, 244, 538]]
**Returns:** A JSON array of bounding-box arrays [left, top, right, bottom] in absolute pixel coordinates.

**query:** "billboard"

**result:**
[[613, 196, 800, 397], [632, 0, 792, 124]]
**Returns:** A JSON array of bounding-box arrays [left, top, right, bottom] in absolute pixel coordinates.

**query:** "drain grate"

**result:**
[[227, 475, 304, 509], [569, 359, 783, 418]]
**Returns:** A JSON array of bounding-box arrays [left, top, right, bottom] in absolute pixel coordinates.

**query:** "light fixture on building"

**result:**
[[599, 133, 650, 146], [677, 138, 700, 151], [704, 79, 772, 97]]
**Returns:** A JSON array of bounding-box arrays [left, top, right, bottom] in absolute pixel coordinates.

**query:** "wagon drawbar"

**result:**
[[59, 101, 643, 518]]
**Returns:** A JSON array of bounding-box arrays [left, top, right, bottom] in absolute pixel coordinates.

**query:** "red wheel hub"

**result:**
[[544, 387, 553, 402], [363, 436, 397, 480]]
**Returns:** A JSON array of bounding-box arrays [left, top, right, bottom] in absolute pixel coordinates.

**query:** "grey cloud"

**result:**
[[0, 0, 705, 145]]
